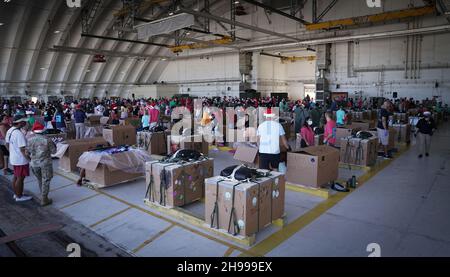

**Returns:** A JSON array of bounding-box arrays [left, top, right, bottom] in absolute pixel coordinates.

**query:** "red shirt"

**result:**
[[149, 108, 160, 123], [324, 120, 337, 145], [300, 126, 315, 146]]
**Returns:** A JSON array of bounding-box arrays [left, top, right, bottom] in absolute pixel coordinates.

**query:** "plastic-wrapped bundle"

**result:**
[[78, 147, 153, 174]]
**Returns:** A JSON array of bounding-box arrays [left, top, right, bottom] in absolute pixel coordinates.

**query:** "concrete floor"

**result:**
[[0, 122, 449, 257]]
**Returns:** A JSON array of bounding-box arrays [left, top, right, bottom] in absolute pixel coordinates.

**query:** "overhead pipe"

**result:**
[[404, 21, 410, 79], [354, 63, 450, 72], [305, 5, 435, 31], [418, 35, 423, 79], [240, 25, 450, 51], [80, 34, 171, 48]]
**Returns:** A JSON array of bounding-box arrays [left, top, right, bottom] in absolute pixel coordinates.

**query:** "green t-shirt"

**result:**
[[28, 116, 35, 126]]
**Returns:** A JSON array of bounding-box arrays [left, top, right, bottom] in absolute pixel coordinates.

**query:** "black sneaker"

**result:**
[[425, 153, 429, 157], [418, 154, 423, 158]]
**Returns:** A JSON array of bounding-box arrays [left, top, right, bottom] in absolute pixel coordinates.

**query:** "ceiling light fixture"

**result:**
[[0, 23, 4, 26], [234, 1, 240, 4], [54, 30, 61, 34]]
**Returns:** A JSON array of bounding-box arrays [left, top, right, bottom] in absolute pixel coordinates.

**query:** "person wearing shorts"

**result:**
[[257, 107, 290, 171], [5, 115, 32, 202], [377, 101, 392, 159]]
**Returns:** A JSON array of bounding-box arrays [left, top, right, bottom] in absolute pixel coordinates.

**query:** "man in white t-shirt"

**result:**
[[257, 107, 290, 171], [5, 115, 32, 202]]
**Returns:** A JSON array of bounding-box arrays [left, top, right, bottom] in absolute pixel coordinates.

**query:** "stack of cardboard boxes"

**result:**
[[136, 131, 167, 155], [339, 137, 378, 166], [205, 172, 285, 237], [102, 125, 137, 146], [145, 159, 214, 207], [391, 123, 411, 144]]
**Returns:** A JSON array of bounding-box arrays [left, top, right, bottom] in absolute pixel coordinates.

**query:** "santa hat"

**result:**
[[32, 121, 46, 133], [264, 107, 275, 118]]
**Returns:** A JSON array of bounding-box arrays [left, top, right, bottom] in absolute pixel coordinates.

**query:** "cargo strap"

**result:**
[[159, 164, 174, 206], [210, 179, 226, 230], [355, 140, 363, 165], [228, 182, 243, 236], [145, 161, 160, 201], [248, 180, 267, 234], [344, 138, 352, 169]]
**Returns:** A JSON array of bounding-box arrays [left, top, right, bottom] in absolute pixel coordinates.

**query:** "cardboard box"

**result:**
[[286, 145, 339, 188], [280, 117, 292, 140], [87, 115, 102, 125], [44, 132, 67, 144], [368, 128, 396, 150], [119, 117, 142, 128], [54, 137, 108, 172], [295, 134, 323, 150], [102, 125, 136, 146], [77, 150, 143, 188], [339, 137, 378, 166], [205, 172, 285, 237], [336, 127, 354, 147], [136, 131, 167, 155], [314, 134, 324, 146], [349, 120, 373, 130], [167, 135, 209, 156], [145, 159, 214, 208], [234, 144, 259, 167], [352, 111, 369, 121], [100, 117, 110, 125], [391, 123, 411, 143]]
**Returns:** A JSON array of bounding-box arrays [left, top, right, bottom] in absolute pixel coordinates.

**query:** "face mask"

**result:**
[[307, 120, 313, 126]]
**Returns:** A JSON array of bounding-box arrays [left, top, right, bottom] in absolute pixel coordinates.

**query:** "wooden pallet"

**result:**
[[143, 199, 286, 247]]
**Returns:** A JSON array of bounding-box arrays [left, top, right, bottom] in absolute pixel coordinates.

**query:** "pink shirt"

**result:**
[[149, 108, 160, 123], [300, 126, 315, 147], [324, 120, 337, 145]]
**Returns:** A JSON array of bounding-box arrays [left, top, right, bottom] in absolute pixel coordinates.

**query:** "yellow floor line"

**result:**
[[59, 193, 100, 210], [239, 144, 410, 257], [223, 247, 234, 257], [89, 207, 133, 228], [91, 188, 258, 256], [132, 224, 175, 254]]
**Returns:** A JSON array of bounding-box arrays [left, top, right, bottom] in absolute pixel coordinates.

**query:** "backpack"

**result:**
[[220, 165, 269, 181]]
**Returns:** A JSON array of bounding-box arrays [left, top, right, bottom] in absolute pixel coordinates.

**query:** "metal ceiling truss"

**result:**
[[116, 0, 142, 38], [81, 0, 104, 34], [239, 0, 310, 25], [231, 0, 237, 41], [315, 0, 339, 23]]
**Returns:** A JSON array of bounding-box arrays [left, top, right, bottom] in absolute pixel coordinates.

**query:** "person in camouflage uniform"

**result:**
[[26, 122, 56, 206]]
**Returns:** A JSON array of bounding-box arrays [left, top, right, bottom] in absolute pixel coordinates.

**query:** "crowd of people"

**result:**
[[0, 94, 447, 205]]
